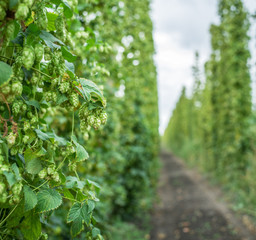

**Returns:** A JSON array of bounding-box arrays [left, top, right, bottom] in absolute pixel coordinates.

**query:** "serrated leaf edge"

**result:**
[[35, 191, 63, 214]]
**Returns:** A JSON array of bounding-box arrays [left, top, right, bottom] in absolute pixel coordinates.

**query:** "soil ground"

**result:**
[[150, 151, 256, 240]]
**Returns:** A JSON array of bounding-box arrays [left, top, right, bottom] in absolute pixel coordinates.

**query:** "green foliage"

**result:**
[[0, 0, 159, 239], [163, 0, 256, 217]]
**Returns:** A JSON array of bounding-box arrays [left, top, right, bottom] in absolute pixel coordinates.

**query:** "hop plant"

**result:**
[[23, 135, 30, 144], [35, 44, 44, 62], [23, 121, 30, 131], [7, 132, 16, 146], [45, 92, 52, 102], [59, 82, 70, 93], [44, 47, 52, 61], [15, 3, 29, 21], [99, 112, 107, 124], [12, 101, 22, 115], [0, 182, 6, 194], [38, 169, 47, 179], [22, 46, 35, 69], [23, 0, 33, 7], [87, 115, 96, 126], [12, 81, 23, 96], [6, 21, 15, 41], [0, 192, 7, 203], [55, 15, 66, 42], [69, 92, 79, 107], [47, 166, 55, 175], [93, 118, 101, 129], [35, 3, 48, 29], [12, 182, 23, 195], [1, 85, 11, 95]]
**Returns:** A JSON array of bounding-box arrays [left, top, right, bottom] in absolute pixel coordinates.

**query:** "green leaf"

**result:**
[[36, 188, 62, 213], [56, 94, 68, 105], [86, 179, 101, 190], [62, 1, 73, 18], [65, 176, 85, 189], [3, 171, 17, 187], [24, 130, 36, 144], [87, 200, 95, 213], [67, 202, 83, 223], [24, 149, 34, 162], [20, 212, 41, 240], [0, 61, 12, 87], [34, 129, 49, 141], [35, 129, 67, 145], [92, 228, 101, 238], [47, 12, 58, 31], [39, 31, 64, 49], [67, 201, 90, 231], [71, 216, 83, 237], [65, 60, 75, 77], [62, 188, 75, 201], [7, 202, 24, 228], [11, 163, 21, 181], [9, 0, 19, 9], [26, 23, 40, 36], [61, 46, 77, 62], [24, 149, 42, 174], [24, 185, 38, 211], [26, 158, 42, 174], [25, 100, 40, 109], [78, 78, 105, 105], [71, 136, 89, 162]]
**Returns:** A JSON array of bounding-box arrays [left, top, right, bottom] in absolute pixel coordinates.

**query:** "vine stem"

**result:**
[[31, 67, 52, 79], [71, 111, 74, 140], [32, 180, 49, 192], [0, 204, 18, 227], [56, 155, 68, 171]]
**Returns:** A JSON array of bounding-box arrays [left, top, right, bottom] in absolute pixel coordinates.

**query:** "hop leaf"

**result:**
[[36, 188, 62, 213]]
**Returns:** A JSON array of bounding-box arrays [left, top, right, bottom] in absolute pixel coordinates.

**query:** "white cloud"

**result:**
[[151, 0, 256, 135]]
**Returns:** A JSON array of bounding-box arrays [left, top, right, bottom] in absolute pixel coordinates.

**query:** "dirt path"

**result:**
[[150, 151, 256, 240]]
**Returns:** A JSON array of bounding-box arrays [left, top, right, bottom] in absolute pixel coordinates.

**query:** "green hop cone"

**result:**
[[12, 101, 22, 115], [23, 135, 29, 144], [69, 92, 79, 107], [36, 7, 48, 30], [22, 46, 35, 69], [52, 92, 57, 102], [12, 182, 23, 195], [38, 168, 47, 179], [30, 116, 38, 124], [7, 132, 16, 146], [12, 81, 23, 96], [59, 82, 70, 93], [0, 182, 6, 194], [0, 192, 7, 203], [6, 22, 15, 41], [87, 115, 96, 126], [93, 118, 101, 129], [10, 147, 18, 155], [47, 166, 55, 175], [1, 85, 11, 94], [23, 0, 33, 7], [35, 44, 44, 62], [45, 92, 52, 102], [15, 3, 29, 21], [99, 112, 107, 124], [23, 121, 30, 131]]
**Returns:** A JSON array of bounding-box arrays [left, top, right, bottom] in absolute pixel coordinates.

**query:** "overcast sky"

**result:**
[[151, 0, 256, 135]]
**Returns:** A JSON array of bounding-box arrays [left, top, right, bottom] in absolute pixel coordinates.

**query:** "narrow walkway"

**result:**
[[150, 151, 256, 240]]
